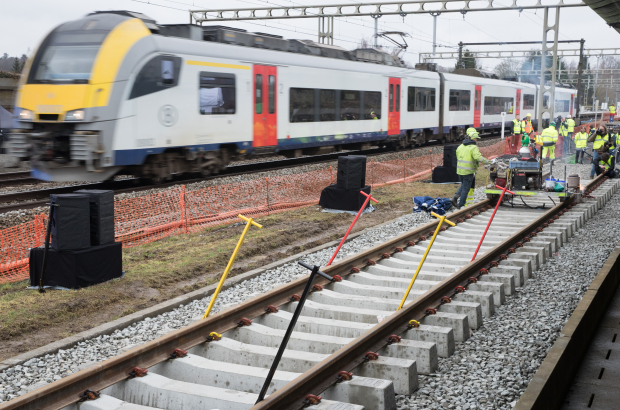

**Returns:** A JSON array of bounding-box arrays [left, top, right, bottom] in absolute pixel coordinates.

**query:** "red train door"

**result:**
[[474, 85, 482, 127], [253, 65, 277, 147], [388, 77, 401, 135], [570, 94, 574, 117], [516, 89, 521, 118]]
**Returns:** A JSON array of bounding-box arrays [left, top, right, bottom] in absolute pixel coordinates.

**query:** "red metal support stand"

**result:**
[[470, 185, 515, 262], [326, 191, 379, 266]]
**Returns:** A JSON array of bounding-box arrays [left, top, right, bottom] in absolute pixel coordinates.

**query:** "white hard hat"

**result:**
[[567, 115, 572, 119]]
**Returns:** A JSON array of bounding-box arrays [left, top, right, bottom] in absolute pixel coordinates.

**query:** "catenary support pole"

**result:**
[[255, 262, 334, 404], [576, 39, 585, 120], [326, 191, 379, 266], [202, 214, 262, 318], [397, 211, 455, 310], [470, 185, 515, 262]]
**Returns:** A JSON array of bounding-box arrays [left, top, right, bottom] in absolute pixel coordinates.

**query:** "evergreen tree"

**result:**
[[11, 57, 21, 73], [456, 49, 478, 70]]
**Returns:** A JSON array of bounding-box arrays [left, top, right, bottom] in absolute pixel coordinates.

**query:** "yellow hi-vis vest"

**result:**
[[541, 126, 558, 146], [512, 119, 522, 134], [599, 155, 614, 170], [610, 105, 616, 114], [574, 132, 588, 149], [593, 133, 610, 150], [456, 143, 487, 176], [566, 118, 575, 132]]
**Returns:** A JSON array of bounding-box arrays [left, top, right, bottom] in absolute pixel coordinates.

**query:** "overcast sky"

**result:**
[[2, 0, 617, 71]]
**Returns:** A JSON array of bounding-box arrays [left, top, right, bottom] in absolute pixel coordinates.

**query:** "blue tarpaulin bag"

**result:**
[[413, 196, 452, 215]]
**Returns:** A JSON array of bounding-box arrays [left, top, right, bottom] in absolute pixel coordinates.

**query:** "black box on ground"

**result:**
[[75, 189, 115, 245], [29, 242, 123, 289], [443, 144, 459, 168], [318, 185, 372, 212], [50, 194, 91, 251], [432, 166, 460, 183], [337, 155, 367, 190]]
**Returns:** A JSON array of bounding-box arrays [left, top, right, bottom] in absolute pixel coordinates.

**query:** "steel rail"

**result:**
[[0, 171, 30, 182], [2, 172, 603, 410], [0, 136, 499, 213], [251, 200, 578, 409], [0, 200, 491, 410]]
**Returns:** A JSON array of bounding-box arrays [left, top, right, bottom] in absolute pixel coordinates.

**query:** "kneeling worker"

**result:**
[[451, 131, 490, 209], [595, 152, 617, 178]]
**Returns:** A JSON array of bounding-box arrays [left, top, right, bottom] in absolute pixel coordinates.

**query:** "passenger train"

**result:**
[[9, 11, 577, 182]]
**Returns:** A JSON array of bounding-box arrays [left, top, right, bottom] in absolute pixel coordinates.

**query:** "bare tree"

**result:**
[[494, 58, 523, 79]]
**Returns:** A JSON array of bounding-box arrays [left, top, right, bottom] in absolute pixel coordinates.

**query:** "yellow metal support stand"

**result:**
[[202, 214, 262, 319], [397, 211, 456, 310]]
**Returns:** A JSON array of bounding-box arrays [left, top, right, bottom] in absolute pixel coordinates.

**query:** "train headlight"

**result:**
[[18, 109, 33, 121], [65, 109, 85, 121]]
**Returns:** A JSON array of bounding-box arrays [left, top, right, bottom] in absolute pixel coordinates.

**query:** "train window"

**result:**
[[340, 90, 360, 121], [483, 96, 514, 115], [408, 87, 435, 112], [255, 74, 263, 114], [543, 95, 550, 109], [389, 84, 394, 112], [198, 72, 236, 115], [449, 90, 471, 111], [395, 85, 400, 112], [290, 88, 315, 122], [363, 91, 381, 119], [268, 75, 276, 114], [129, 55, 182, 100], [555, 99, 570, 112], [320, 90, 336, 121], [523, 94, 535, 110]]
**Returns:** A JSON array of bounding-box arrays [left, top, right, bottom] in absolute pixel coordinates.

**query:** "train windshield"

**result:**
[[33, 31, 108, 83]]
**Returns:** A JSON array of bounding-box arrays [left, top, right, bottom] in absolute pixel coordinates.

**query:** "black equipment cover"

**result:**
[[336, 155, 367, 190], [318, 185, 372, 212], [432, 166, 460, 183], [74, 189, 115, 245], [50, 194, 91, 251], [29, 242, 122, 289]]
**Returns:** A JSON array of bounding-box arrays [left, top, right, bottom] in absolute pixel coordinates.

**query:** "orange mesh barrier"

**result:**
[[0, 141, 504, 283]]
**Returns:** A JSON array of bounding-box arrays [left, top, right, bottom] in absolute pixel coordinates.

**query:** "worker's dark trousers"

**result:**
[[456, 173, 475, 208], [575, 148, 586, 163]]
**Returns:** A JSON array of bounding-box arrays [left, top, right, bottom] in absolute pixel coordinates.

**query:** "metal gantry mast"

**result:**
[[190, 1, 586, 46], [537, 7, 561, 131]]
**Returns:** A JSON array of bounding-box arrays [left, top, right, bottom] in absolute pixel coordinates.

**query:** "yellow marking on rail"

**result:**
[[187, 60, 250, 70]]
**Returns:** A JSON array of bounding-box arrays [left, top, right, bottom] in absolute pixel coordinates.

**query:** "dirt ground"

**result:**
[[0, 169, 490, 362]]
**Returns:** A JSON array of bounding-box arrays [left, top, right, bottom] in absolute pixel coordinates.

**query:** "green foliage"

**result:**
[[0, 71, 20, 79], [456, 49, 478, 70]]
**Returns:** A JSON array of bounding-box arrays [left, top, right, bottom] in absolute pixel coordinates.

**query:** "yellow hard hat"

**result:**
[[526, 113, 532, 117]]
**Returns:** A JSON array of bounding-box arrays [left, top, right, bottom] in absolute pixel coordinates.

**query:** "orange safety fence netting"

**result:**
[[0, 140, 504, 283]]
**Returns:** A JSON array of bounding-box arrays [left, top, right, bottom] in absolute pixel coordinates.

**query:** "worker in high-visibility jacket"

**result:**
[[610, 104, 616, 122], [588, 125, 612, 178], [565, 115, 575, 154], [511, 115, 522, 154], [451, 132, 490, 209], [541, 121, 559, 160], [595, 152, 616, 178], [573, 128, 589, 164], [559, 119, 569, 155]]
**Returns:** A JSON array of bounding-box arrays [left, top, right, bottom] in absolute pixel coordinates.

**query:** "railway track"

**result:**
[[1, 173, 615, 410], [0, 135, 500, 213]]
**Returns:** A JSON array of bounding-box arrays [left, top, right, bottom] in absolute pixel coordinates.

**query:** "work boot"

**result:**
[[450, 194, 459, 208]]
